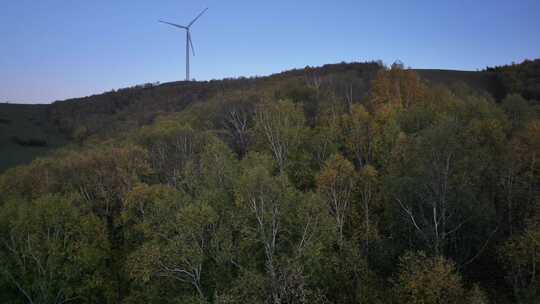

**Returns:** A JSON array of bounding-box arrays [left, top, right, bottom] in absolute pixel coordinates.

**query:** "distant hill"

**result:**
[[1, 59, 538, 172]]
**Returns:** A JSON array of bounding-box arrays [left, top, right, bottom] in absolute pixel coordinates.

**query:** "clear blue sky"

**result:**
[[1, 0, 539, 104]]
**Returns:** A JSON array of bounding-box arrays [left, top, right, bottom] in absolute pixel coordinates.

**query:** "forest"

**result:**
[[1, 60, 539, 303]]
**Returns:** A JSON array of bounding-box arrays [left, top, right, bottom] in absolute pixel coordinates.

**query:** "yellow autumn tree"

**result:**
[[392, 251, 465, 304]]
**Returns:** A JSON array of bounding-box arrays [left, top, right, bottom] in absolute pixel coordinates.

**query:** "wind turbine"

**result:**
[[159, 8, 208, 81]]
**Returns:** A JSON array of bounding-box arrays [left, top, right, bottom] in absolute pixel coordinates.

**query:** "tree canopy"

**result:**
[[1, 61, 540, 303]]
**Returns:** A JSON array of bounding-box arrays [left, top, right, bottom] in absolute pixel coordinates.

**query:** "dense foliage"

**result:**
[[487, 59, 540, 102], [1, 62, 540, 303]]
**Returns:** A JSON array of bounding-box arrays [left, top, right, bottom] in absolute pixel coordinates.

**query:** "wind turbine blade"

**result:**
[[188, 7, 208, 27], [158, 20, 188, 29], [188, 32, 195, 56]]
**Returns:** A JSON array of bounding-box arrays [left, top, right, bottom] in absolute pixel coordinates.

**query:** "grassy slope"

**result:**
[[0, 67, 499, 173], [0, 104, 68, 172], [415, 69, 499, 95]]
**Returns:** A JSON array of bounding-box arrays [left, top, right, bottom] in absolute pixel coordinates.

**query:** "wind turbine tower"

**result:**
[[159, 8, 208, 81]]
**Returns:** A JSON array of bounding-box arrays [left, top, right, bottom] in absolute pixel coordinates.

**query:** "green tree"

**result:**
[[254, 100, 307, 173], [502, 94, 533, 130], [388, 105, 504, 257], [126, 184, 218, 302], [0, 195, 111, 303], [135, 119, 203, 187], [501, 212, 540, 303], [357, 164, 380, 256], [467, 284, 489, 304], [309, 106, 341, 168], [234, 153, 331, 304], [235, 156, 292, 303]]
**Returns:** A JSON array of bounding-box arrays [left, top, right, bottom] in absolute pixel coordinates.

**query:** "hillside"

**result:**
[[0, 104, 68, 172], [415, 69, 501, 96], [1, 60, 539, 303], [0, 61, 507, 173]]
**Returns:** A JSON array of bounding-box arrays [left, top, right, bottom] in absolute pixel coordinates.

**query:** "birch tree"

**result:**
[[0, 195, 110, 304], [316, 154, 356, 245], [235, 159, 290, 304], [254, 100, 307, 173], [126, 185, 217, 302]]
